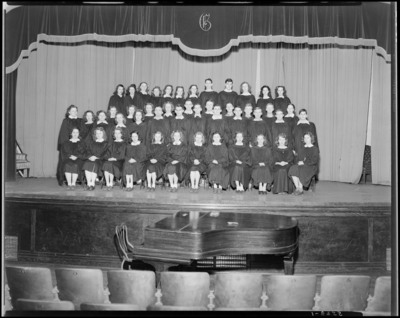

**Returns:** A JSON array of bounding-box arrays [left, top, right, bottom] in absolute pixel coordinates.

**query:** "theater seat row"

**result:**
[[5, 266, 391, 313]]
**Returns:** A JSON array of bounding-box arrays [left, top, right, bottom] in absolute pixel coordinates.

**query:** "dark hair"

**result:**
[[152, 131, 165, 144], [193, 103, 202, 112], [65, 105, 78, 118], [211, 132, 223, 143], [299, 108, 308, 115], [259, 85, 272, 98], [68, 127, 81, 139], [113, 84, 125, 96], [138, 82, 149, 94], [151, 86, 162, 97], [275, 133, 288, 147], [205, 78, 213, 83], [184, 98, 193, 105], [126, 104, 136, 116], [96, 110, 108, 120], [113, 127, 125, 140], [107, 106, 117, 118], [254, 134, 267, 146], [115, 112, 126, 125], [175, 104, 184, 110], [275, 108, 284, 115], [187, 84, 199, 97], [83, 110, 95, 123], [302, 132, 315, 144], [171, 130, 184, 143], [286, 104, 296, 114], [205, 99, 215, 107], [144, 103, 155, 114], [163, 85, 174, 97], [233, 131, 245, 144], [162, 101, 175, 113], [225, 78, 233, 83], [213, 104, 222, 110], [275, 85, 287, 98], [244, 103, 253, 111], [126, 84, 136, 95], [240, 82, 252, 94], [92, 127, 107, 142], [174, 86, 185, 98], [134, 109, 145, 122], [129, 130, 141, 143], [253, 107, 263, 117]]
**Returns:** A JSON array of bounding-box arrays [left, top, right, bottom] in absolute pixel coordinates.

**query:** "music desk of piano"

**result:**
[[127, 211, 299, 275]]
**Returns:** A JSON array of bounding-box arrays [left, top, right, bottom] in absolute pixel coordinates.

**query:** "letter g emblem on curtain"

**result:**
[[199, 14, 211, 31]]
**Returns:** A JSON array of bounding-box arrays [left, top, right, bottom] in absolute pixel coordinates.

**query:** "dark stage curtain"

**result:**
[[5, 71, 17, 181]]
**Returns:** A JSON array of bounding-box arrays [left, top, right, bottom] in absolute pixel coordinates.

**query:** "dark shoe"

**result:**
[[146, 187, 151, 192], [152, 187, 156, 192], [169, 187, 173, 192], [266, 184, 271, 191], [71, 185, 76, 190], [66, 185, 71, 190], [258, 190, 262, 195]]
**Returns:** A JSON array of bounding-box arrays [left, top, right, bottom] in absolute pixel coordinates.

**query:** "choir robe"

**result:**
[[284, 114, 299, 131], [228, 118, 249, 146], [163, 114, 174, 130], [125, 117, 135, 127], [108, 94, 125, 114], [123, 143, 147, 182], [102, 141, 126, 179], [235, 94, 256, 111], [185, 144, 207, 180], [170, 116, 191, 145], [271, 121, 293, 148], [58, 139, 87, 185], [151, 96, 163, 108], [106, 117, 116, 131], [79, 122, 95, 147], [82, 140, 110, 176], [161, 96, 174, 106], [257, 98, 275, 118], [206, 117, 230, 145], [144, 115, 155, 123], [272, 146, 295, 194], [223, 114, 234, 128], [273, 96, 291, 114], [228, 144, 252, 190], [217, 91, 238, 112], [113, 125, 131, 144], [173, 96, 185, 106], [57, 117, 82, 151], [199, 91, 218, 111], [247, 119, 272, 147], [128, 121, 148, 145], [183, 111, 195, 119], [144, 143, 168, 179], [188, 96, 200, 106], [292, 121, 319, 154], [188, 116, 207, 146], [243, 116, 254, 136], [250, 145, 274, 185], [124, 94, 138, 109], [146, 118, 171, 146], [204, 113, 214, 121], [135, 92, 152, 110], [205, 143, 230, 189], [163, 143, 188, 181], [288, 145, 319, 188], [263, 116, 275, 133]]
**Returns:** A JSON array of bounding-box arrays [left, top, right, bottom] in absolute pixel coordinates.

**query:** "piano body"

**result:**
[[127, 211, 299, 275], [16, 141, 30, 178]]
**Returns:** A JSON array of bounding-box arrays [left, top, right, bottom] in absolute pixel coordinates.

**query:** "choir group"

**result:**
[[57, 78, 319, 195]]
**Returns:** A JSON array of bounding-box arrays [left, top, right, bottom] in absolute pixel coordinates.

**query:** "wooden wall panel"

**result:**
[[371, 218, 391, 262], [4, 206, 31, 251]]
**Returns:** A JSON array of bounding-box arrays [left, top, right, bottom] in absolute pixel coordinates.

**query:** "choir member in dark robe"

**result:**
[[243, 103, 254, 129], [106, 106, 117, 130], [187, 84, 200, 106], [217, 78, 238, 112], [203, 100, 215, 120], [161, 85, 174, 106], [146, 105, 170, 147], [188, 104, 207, 147], [257, 85, 275, 118], [223, 102, 235, 127], [199, 78, 218, 112], [170, 105, 190, 145], [93, 110, 113, 144], [274, 86, 291, 115], [80, 110, 95, 148], [59, 127, 86, 189], [145, 131, 168, 191], [228, 106, 248, 146], [123, 131, 147, 191], [263, 103, 275, 133], [108, 84, 125, 114], [271, 109, 293, 149], [163, 101, 175, 128], [206, 104, 230, 146], [136, 82, 152, 110], [128, 109, 148, 145], [284, 104, 299, 131], [124, 84, 138, 111], [248, 107, 272, 147], [82, 127, 109, 191], [183, 99, 194, 118], [114, 113, 130, 142], [228, 132, 252, 192], [101, 127, 126, 191], [205, 132, 230, 193], [150, 86, 163, 108], [185, 132, 207, 192], [173, 86, 185, 106], [272, 134, 295, 194], [292, 109, 319, 155], [144, 103, 155, 123], [58, 105, 82, 152], [289, 132, 319, 195], [251, 134, 274, 195], [164, 130, 188, 192], [125, 105, 136, 127], [236, 82, 256, 111]]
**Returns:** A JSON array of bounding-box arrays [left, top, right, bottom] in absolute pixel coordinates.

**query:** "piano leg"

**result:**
[[283, 252, 295, 275]]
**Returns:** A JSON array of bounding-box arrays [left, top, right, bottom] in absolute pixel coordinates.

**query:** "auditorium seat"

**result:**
[[6, 266, 58, 309], [313, 275, 370, 311], [147, 304, 208, 311], [264, 274, 317, 310], [107, 270, 156, 310], [16, 299, 75, 311], [55, 268, 107, 310], [81, 303, 141, 311], [364, 276, 391, 314], [213, 272, 263, 308], [159, 272, 210, 307]]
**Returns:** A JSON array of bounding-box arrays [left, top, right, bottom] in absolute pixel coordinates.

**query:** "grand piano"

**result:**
[[117, 211, 299, 275]]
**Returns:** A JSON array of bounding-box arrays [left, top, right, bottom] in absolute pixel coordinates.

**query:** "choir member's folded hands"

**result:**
[[236, 160, 242, 164], [108, 157, 117, 161], [212, 160, 218, 164], [194, 159, 200, 165], [150, 159, 157, 164], [89, 156, 97, 161], [69, 155, 77, 161], [297, 161, 304, 165], [259, 162, 265, 166], [129, 158, 136, 163], [172, 160, 179, 165]]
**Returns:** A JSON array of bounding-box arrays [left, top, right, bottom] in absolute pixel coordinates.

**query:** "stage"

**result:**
[[5, 178, 391, 274]]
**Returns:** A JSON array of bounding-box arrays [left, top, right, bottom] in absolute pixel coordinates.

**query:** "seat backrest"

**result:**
[[214, 272, 263, 308], [16, 299, 75, 311], [147, 304, 208, 311], [265, 275, 317, 310], [365, 276, 391, 312], [317, 275, 370, 311], [6, 266, 55, 308], [81, 302, 141, 311], [107, 270, 156, 310], [55, 268, 105, 310], [160, 272, 210, 307]]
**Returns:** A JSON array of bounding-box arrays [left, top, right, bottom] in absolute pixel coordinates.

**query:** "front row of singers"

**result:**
[[59, 127, 319, 196]]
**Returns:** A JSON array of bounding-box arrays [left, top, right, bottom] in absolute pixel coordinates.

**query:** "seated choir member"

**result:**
[[162, 84, 174, 105], [80, 110, 95, 147], [114, 112, 130, 141], [107, 106, 117, 129], [292, 109, 318, 155], [271, 108, 293, 149], [183, 98, 194, 118], [93, 110, 112, 143], [223, 102, 235, 127], [147, 105, 170, 146], [144, 102, 155, 122], [217, 78, 238, 112], [243, 103, 254, 126], [136, 82, 152, 110], [145, 131, 168, 192], [187, 84, 200, 106], [125, 105, 136, 126], [273, 86, 291, 114], [199, 78, 218, 112], [289, 132, 319, 196], [257, 85, 274, 117], [59, 127, 86, 190], [163, 101, 175, 127], [247, 107, 272, 147], [272, 133, 295, 194], [228, 131, 252, 193], [163, 130, 188, 192], [205, 132, 230, 194], [128, 109, 147, 145], [124, 84, 137, 112], [186, 132, 207, 193], [174, 86, 185, 106], [251, 134, 274, 195], [203, 99, 215, 120], [170, 104, 190, 145], [188, 103, 207, 146], [123, 131, 146, 191], [206, 104, 230, 146], [82, 127, 109, 191], [263, 102, 275, 130], [236, 82, 256, 111], [151, 86, 162, 108], [108, 84, 125, 114], [101, 127, 126, 191], [229, 106, 248, 146]]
